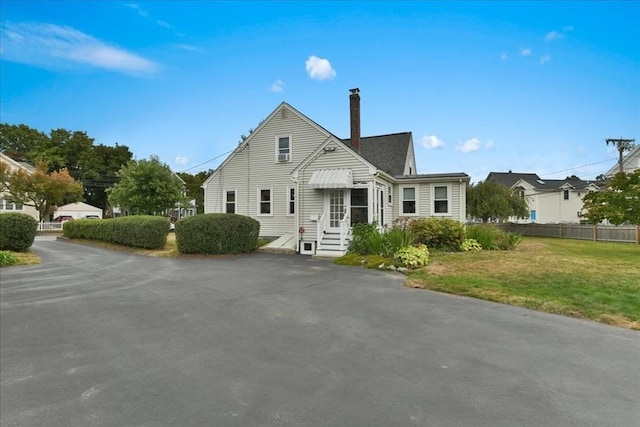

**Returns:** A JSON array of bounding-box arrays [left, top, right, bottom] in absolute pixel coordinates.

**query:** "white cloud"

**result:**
[[456, 138, 481, 153], [0, 22, 158, 74], [270, 79, 285, 92], [126, 3, 148, 17], [485, 140, 494, 150], [305, 55, 336, 80], [175, 156, 189, 166], [156, 20, 172, 29], [544, 30, 562, 41], [520, 48, 532, 56], [500, 52, 507, 60], [563, 25, 574, 33], [172, 44, 202, 52], [421, 135, 445, 149], [540, 54, 551, 64]]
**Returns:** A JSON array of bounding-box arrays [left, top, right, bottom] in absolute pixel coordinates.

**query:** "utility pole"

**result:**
[[606, 138, 636, 174]]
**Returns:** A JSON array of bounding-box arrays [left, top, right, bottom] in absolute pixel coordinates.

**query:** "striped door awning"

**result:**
[[308, 169, 353, 189]]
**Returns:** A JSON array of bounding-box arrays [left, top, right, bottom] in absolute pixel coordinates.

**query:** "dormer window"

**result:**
[[563, 189, 569, 200], [276, 135, 291, 162]]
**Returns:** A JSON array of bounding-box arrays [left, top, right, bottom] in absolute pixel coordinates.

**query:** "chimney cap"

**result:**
[[349, 88, 360, 94]]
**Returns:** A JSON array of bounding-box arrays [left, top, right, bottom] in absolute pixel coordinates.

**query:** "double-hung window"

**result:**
[[563, 189, 570, 200], [225, 190, 236, 214], [287, 187, 295, 216], [276, 135, 291, 163], [401, 186, 417, 215], [258, 188, 272, 215], [433, 185, 450, 215]]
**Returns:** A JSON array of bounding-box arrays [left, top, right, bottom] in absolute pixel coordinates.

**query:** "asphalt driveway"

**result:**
[[1, 239, 639, 427]]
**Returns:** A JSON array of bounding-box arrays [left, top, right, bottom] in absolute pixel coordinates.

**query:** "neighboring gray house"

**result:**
[[203, 89, 470, 256], [486, 171, 601, 224]]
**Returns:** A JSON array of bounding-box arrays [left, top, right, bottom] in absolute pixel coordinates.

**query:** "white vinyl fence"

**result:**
[[37, 222, 63, 232]]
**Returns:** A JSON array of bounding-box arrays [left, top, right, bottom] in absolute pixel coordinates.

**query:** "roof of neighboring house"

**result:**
[[489, 171, 600, 191], [343, 132, 412, 176], [57, 202, 102, 212], [486, 172, 542, 188], [0, 152, 36, 173]]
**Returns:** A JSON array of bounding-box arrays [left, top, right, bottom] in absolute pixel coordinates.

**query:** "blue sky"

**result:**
[[1, 1, 638, 183]]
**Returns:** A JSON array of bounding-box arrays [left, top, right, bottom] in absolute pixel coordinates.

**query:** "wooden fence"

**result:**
[[494, 223, 639, 244]]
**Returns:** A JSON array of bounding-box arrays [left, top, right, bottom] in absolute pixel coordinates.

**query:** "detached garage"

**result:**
[[54, 202, 103, 220]]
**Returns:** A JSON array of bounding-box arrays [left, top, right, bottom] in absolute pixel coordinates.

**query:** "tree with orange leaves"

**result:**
[[0, 161, 83, 221]]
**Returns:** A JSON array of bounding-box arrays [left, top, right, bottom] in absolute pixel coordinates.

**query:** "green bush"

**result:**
[[394, 244, 430, 268], [409, 217, 465, 251], [0, 250, 18, 267], [466, 224, 521, 250], [349, 223, 416, 257], [0, 213, 37, 252], [176, 213, 260, 254], [461, 238, 483, 251], [63, 216, 167, 249]]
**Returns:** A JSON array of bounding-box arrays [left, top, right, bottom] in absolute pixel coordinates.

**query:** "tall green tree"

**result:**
[[176, 171, 209, 214], [0, 123, 49, 161], [0, 161, 84, 221], [107, 156, 185, 216], [467, 180, 530, 222], [582, 171, 640, 225]]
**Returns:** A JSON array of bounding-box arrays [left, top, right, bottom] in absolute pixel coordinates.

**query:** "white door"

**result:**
[[325, 189, 348, 232]]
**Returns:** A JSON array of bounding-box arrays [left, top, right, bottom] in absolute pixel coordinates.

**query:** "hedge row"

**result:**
[[0, 213, 37, 252], [176, 213, 260, 254], [63, 216, 168, 249]]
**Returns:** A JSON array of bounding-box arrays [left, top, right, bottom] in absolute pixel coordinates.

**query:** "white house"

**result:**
[[604, 144, 640, 178], [203, 89, 470, 256], [0, 152, 39, 221], [54, 202, 103, 220], [486, 171, 601, 224]]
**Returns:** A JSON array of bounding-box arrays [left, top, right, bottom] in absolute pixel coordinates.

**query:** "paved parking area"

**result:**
[[1, 240, 639, 426]]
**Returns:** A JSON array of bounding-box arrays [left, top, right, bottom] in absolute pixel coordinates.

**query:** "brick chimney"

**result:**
[[349, 88, 361, 152]]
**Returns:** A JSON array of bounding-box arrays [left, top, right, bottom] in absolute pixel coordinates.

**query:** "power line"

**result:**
[[540, 157, 617, 178], [179, 149, 233, 173]]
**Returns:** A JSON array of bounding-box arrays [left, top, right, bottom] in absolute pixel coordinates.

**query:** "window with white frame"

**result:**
[[276, 135, 291, 162], [563, 189, 569, 200], [388, 186, 392, 205], [287, 187, 295, 215], [401, 186, 417, 215], [225, 190, 236, 214], [258, 188, 272, 215], [433, 185, 450, 215]]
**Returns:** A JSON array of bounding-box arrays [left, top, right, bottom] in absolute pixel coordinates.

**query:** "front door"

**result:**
[[326, 189, 347, 232]]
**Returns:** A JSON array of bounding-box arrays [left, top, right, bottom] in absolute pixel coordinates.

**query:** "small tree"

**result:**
[[581, 171, 640, 225], [0, 161, 83, 221], [107, 156, 185, 215], [467, 180, 529, 222]]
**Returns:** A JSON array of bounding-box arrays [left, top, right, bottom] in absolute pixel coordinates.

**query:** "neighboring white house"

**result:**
[[203, 89, 470, 256], [54, 202, 103, 220], [0, 152, 39, 221], [604, 144, 640, 178], [486, 171, 601, 224]]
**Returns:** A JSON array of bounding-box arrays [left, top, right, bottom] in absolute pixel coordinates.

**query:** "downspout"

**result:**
[[292, 174, 299, 253]]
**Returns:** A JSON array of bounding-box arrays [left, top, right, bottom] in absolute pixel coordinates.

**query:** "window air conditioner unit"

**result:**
[[278, 153, 290, 162]]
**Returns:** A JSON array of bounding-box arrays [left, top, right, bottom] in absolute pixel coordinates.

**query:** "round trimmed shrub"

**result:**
[[0, 213, 38, 252], [409, 217, 465, 251], [176, 213, 260, 255]]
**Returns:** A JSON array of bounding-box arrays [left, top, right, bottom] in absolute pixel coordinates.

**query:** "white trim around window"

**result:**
[[400, 185, 418, 216], [286, 186, 295, 216], [275, 134, 292, 163], [257, 187, 273, 216], [224, 188, 237, 214], [432, 183, 451, 216]]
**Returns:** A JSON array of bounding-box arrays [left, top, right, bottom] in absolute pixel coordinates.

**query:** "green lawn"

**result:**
[[405, 238, 640, 329]]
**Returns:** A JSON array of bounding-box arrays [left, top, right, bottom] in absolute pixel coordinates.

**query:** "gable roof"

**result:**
[[490, 171, 600, 192], [343, 132, 412, 176], [486, 172, 541, 188]]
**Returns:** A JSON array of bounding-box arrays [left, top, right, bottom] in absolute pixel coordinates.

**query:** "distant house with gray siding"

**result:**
[[203, 89, 470, 256]]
